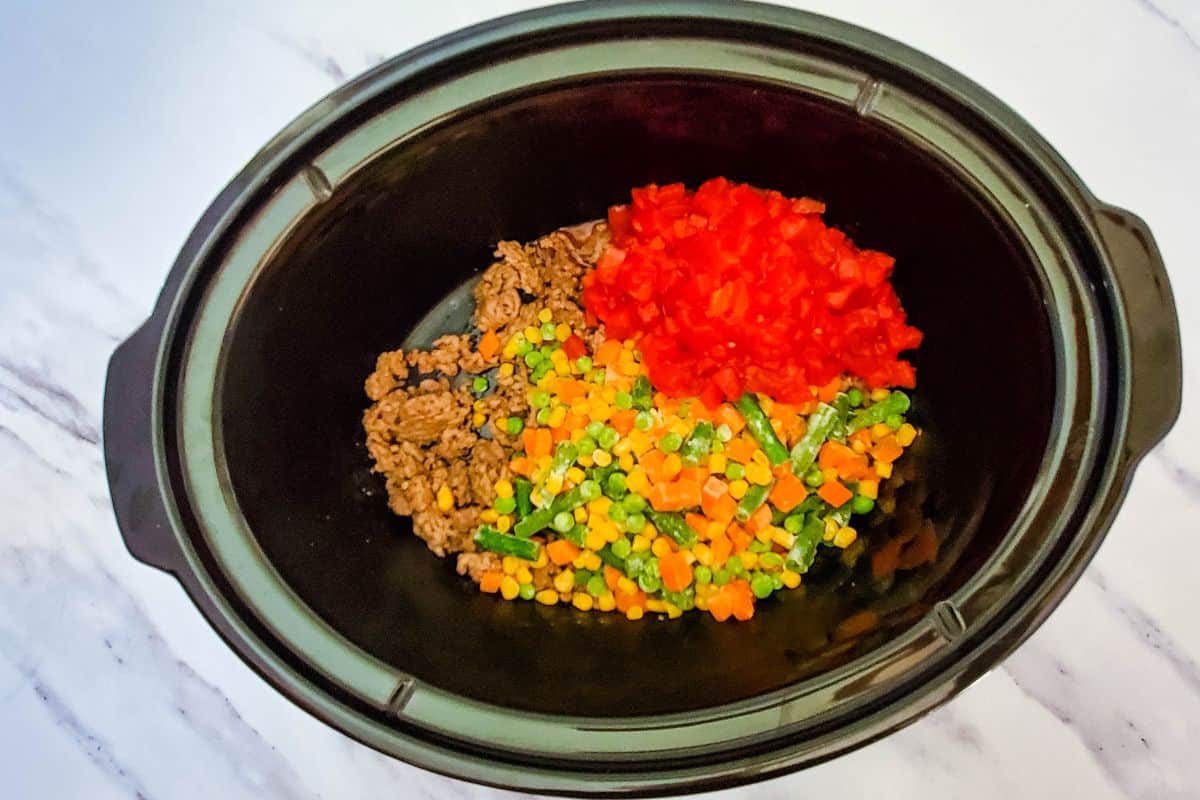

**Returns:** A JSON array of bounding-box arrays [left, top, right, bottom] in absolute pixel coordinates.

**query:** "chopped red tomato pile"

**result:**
[[581, 178, 923, 405]]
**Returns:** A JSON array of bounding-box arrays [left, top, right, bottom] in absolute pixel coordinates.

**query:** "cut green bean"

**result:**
[[513, 478, 533, 519], [734, 481, 773, 522], [847, 390, 910, 432], [475, 527, 541, 560], [680, 421, 715, 466], [647, 510, 698, 548], [791, 402, 839, 475], [735, 393, 790, 465], [631, 375, 653, 411], [785, 516, 825, 573]]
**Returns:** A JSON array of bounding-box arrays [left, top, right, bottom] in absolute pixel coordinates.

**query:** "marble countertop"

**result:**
[[1, 0, 1197, 797]]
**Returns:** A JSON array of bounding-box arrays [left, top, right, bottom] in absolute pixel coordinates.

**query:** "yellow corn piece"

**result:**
[[553, 570, 575, 593], [651, 538, 673, 558], [708, 453, 727, 474], [480, 508, 499, 524], [544, 474, 565, 496], [870, 422, 892, 440], [597, 590, 617, 612], [693, 542, 712, 566], [669, 418, 691, 437], [573, 506, 588, 523], [502, 556, 519, 575], [493, 479, 514, 498], [524, 326, 541, 343], [664, 603, 683, 620], [694, 596, 709, 611], [601, 386, 617, 403], [572, 593, 594, 611], [547, 406, 567, 427], [897, 423, 917, 447], [554, 323, 571, 342], [589, 497, 613, 515], [824, 517, 840, 536], [626, 469, 649, 494], [661, 453, 683, 480], [631, 534, 651, 552], [870, 387, 890, 402], [572, 553, 588, 570], [535, 589, 559, 605], [570, 400, 590, 417], [749, 449, 770, 468], [502, 338, 521, 360], [613, 438, 633, 457], [472, 412, 486, 428], [875, 461, 893, 479], [530, 488, 545, 506], [781, 570, 802, 589], [538, 308, 553, 323], [498, 362, 515, 377], [582, 551, 603, 571], [577, 453, 594, 468], [755, 528, 773, 544], [851, 439, 867, 454], [745, 462, 772, 486], [858, 480, 879, 500], [515, 566, 533, 584], [565, 467, 585, 485], [643, 524, 658, 541], [495, 515, 512, 534], [532, 549, 549, 568], [500, 576, 520, 600], [771, 528, 795, 549], [554, 360, 571, 376], [617, 576, 637, 595], [758, 394, 775, 415], [618, 453, 634, 472], [705, 521, 726, 541], [626, 606, 645, 621], [588, 399, 612, 422], [585, 528, 608, 551], [628, 430, 654, 456], [728, 479, 749, 500], [646, 599, 666, 614], [436, 485, 454, 512], [740, 551, 758, 570], [833, 527, 858, 548], [592, 449, 613, 467]]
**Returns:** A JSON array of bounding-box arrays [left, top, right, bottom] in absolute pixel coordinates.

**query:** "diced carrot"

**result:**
[[871, 538, 902, 579], [849, 429, 873, 449], [708, 493, 738, 523], [556, 379, 588, 403], [615, 587, 647, 613], [708, 593, 733, 622], [562, 334, 586, 360], [609, 408, 638, 435], [648, 479, 703, 512], [478, 330, 501, 361], [659, 551, 693, 592], [594, 339, 623, 366], [725, 580, 755, 621], [744, 504, 772, 535], [833, 610, 879, 641], [727, 522, 754, 552], [724, 437, 757, 463], [769, 473, 809, 513], [873, 435, 904, 464], [817, 479, 854, 508], [508, 457, 532, 477], [679, 467, 710, 486], [639, 449, 667, 483], [713, 403, 746, 434], [535, 428, 553, 458], [551, 426, 571, 443], [819, 440, 858, 470], [521, 428, 538, 456], [675, 479, 702, 508], [562, 412, 587, 432], [685, 513, 709, 536], [604, 566, 622, 591], [479, 571, 503, 593], [709, 533, 733, 566], [701, 476, 732, 520], [546, 539, 581, 566], [899, 521, 939, 569]]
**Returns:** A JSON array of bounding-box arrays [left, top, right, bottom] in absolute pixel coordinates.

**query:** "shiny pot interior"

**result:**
[[219, 76, 1054, 716]]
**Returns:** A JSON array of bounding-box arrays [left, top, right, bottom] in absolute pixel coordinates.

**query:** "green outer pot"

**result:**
[[102, 1, 1182, 795]]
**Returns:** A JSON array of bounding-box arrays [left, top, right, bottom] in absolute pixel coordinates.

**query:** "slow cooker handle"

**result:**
[[1093, 205, 1183, 459], [103, 315, 180, 574]]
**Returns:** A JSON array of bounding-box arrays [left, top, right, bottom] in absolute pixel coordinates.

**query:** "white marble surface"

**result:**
[[1, 0, 1198, 797]]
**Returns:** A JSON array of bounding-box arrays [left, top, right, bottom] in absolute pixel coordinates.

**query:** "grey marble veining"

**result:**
[[0, 1, 1197, 798]]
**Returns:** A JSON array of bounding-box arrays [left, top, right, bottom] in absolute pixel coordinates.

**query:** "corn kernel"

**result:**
[[533, 549, 549, 568], [626, 469, 649, 494], [705, 521, 726, 541], [561, 467, 582, 485], [495, 515, 512, 534], [628, 430, 653, 456], [604, 524, 621, 543], [626, 606, 645, 621], [708, 453, 727, 474], [661, 453, 683, 480], [554, 360, 571, 376], [683, 550, 697, 565], [897, 423, 917, 447], [552, 323, 571, 342], [851, 439, 867, 454], [582, 551, 602, 571], [530, 488, 545, 507], [545, 474, 564, 496], [858, 480, 879, 500], [536, 589, 559, 605], [618, 576, 638, 595], [577, 453, 594, 468], [833, 526, 858, 549], [875, 461, 893, 479], [643, 524, 658, 540], [592, 449, 612, 467], [652, 537, 673, 558], [502, 338, 521, 360], [664, 603, 683, 619], [586, 529, 608, 551], [500, 576, 520, 600], [502, 556, 519, 575], [781, 570, 802, 589], [573, 506, 588, 523], [472, 412, 486, 428], [771, 528, 796, 549], [537, 308, 554, 323], [589, 400, 612, 422], [600, 386, 617, 403], [729, 479, 749, 500], [524, 326, 541, 344], [750, 449, 770, 468], [745, 462, 773, 486], [571, 400, 590, 417], [693, 542, 712, 565], [694, 596, 709, 611], [597, 590, 617, 612], [493, 479, 514, 499], [436, 485, 454, 513], [498, 362, 515, 377], [646, 599, 666, 614], [514, 566, 533, 585], [572, 593, 594, 611], [613, 438, 633, 457], [589, 497, 613, 515], [554, 570, 575, 593], [740, 551, 759, 570], [824, 517, 839, 536], [618, 453, 635, 472], [480, 508, 499, 524], [871, 422, 892, 440], [631, 534, 651, 552], [547, 406, 567, 428]]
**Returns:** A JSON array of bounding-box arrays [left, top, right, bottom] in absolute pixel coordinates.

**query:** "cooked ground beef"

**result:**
[[362, 222, 608, 578]]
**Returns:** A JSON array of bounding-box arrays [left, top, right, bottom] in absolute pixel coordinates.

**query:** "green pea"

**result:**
[[715, 423, 734, 442], [552, 512, 574, 533], [515, 337, 533, 356], [771, 573, 784, 590], [693, 564, 713, 584], [538, 344, 556, 359], [713, 568, 732, 586], [605, 472, 627, 498], [505, 416, 524, 435], [847, 388, 864, 407], [804, 466, 825, 487], [587, 574, 607, 597], [598, 426, 620, 450], [637, 573, 660, 593], [519, 583, 536, 601], [726, 462, 746, 481], [634, 411, 654, 431], [607, 503, 628, 524], [759, 552, 785, 569], [495, 496, 517, 514], [885, 413, 904, 430], [530, 390, 550, 408], [578, 480, 601, 501], [524, 350, 543, 368], [540, 322, 557, 341], [783, 514, 805, 534], [532, 361, 553, 382], [589, 368, 606, 383], [472, 376, 489, 394], [711, 440, 725, 454], [586, 421, 605, 439], [614, 391, 633, 410], [625, 512, 646, 533], [726, 554, 744, 575], [659, 432, 683, 453], [575, 436, 596, 455], [621, 493, 647, 513], [611, 537, 632, 559], [751, 572, 775, 599], [748, 539, 770, 553], [536, 408, 551, 425], [852, 495, 875, 514], [575, 355, 593, 373]]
